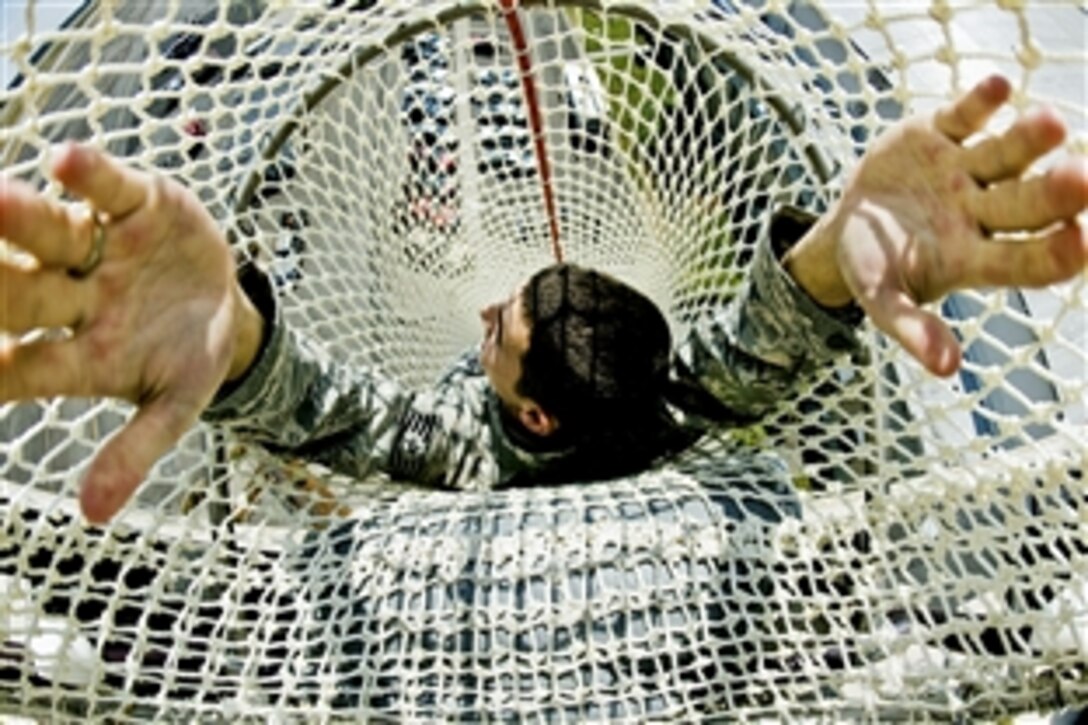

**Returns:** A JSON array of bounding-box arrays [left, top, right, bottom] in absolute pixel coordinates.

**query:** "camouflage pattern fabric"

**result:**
[[202, 207, 863, 489]]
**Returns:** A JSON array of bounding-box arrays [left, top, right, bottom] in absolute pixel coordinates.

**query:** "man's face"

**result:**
[[479, 284, 533, 411]]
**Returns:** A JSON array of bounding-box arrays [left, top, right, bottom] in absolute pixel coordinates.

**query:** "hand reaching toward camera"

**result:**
[[787, 74, 1088, 376], [0, 145, 264, 524]]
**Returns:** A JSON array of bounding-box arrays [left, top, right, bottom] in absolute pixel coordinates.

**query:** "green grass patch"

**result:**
[[569, 8, 744, 307], [573, 9, 676, 156]]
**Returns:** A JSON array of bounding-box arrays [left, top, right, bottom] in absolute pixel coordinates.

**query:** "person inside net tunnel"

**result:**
[[0, 74, 1085, 526]]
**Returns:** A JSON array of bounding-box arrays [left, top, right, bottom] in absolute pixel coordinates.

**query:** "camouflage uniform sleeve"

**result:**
[[672, 205, 864, 422], [201, 264, 486, 488]]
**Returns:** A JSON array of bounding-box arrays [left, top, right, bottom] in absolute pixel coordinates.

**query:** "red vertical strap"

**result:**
[[499, 0, 564, 263]]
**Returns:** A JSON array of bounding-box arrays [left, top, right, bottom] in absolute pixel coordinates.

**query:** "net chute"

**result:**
[[1, 0, 1085, 719]]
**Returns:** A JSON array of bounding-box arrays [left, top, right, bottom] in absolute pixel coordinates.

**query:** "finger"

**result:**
[[934, 75, 1011, 142], [962, 107, 1067, 183], [80, 396, 201, 524], [963, 221, 1087, 290], [865, 288, 962, 377], [973, 158, 1088, 232], [0, 265, 92, 333], [0, 337, 91, 401], [0, 177, 99, 268], [50, 143, 153, 220]]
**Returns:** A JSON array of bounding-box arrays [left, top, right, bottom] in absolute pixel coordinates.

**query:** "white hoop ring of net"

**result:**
[[1, 0, 1085, 720]]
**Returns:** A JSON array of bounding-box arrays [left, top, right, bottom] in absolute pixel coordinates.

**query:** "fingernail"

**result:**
[[985, 74, 1011, 98], [934, 344, 961, 378], [46, 142, 75, 173]]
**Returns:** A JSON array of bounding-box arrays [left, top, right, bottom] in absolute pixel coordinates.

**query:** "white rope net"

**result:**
[[1, 0, 1085, 719]]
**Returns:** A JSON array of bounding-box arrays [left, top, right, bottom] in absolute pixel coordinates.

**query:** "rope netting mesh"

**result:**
[[1, 0, 1085, 719]]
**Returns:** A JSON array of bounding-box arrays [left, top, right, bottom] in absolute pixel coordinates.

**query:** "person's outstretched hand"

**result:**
[[0, 145, 263, 524], [788, 74, 1087, 376]]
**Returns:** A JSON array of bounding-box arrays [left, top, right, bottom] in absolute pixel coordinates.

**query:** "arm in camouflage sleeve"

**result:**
[[200, 264, 479, 487], [670, 206, 864, 423], [673, 75, 1088, 422]]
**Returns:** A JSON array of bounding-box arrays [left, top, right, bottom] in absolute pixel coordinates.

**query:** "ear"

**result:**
[[517, 403, 560, 438]]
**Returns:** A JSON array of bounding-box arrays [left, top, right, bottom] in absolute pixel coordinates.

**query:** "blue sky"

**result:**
[[2, 0, 83, 86]]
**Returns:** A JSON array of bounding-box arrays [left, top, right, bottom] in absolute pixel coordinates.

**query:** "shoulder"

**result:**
[[387, 368, 497, 489]]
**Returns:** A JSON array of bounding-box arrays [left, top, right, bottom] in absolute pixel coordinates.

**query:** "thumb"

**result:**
[[79, 396, 201, 525], [865, 287, 962, 378]]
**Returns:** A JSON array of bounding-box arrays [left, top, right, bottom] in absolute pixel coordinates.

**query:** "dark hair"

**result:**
[[516, 263, 672, 444]]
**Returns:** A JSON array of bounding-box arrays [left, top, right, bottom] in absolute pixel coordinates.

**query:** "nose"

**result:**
[[480, 303, 499, 335]]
